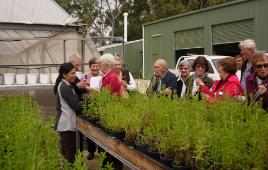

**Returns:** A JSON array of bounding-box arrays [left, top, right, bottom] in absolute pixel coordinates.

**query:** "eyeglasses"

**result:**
[[255, 63, 268, 68]]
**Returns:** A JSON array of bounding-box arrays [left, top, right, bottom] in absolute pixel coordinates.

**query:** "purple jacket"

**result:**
[[246, 73, 268, 110]]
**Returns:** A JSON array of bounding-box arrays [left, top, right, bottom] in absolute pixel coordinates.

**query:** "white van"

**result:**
[[173, 55, 229, 80]]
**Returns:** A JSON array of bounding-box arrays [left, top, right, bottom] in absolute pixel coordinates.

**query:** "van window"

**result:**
[[212, 59, 221, 68]]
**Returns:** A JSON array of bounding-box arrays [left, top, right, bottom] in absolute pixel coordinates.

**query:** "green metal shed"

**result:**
[[143, 0, 268, 79], [97, 39, 143, 79]]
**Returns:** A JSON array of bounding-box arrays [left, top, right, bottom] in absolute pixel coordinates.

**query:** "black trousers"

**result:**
[[59, 131, 76, 164], [79, 132, 96, 153]]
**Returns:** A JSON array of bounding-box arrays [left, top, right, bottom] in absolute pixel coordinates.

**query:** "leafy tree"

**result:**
[[55, 0, 98, 26], [55, 0, 235, 42]]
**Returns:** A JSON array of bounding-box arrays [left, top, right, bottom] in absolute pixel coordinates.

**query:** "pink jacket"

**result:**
[[201, 74, 243, 101]]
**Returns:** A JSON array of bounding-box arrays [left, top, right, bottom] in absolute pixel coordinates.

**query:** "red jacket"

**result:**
[[201, 74, 243, 101], [101, 69, 121, 96]]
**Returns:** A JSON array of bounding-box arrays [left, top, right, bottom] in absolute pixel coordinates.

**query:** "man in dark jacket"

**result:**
[[239, 39, 256, 93], [146, 58, 177, 96]]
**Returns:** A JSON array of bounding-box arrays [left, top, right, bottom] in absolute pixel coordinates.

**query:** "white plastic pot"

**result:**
[[4, 73, 15, 85], [15, 74, 26, 85], [40, 73, 50, 84], [0, 74, 3, 85], [27, 73, 38, 85], [50, 73, 58, 84]]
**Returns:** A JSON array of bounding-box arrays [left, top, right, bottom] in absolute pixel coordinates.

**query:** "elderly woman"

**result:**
[[80, 57, 102, 92], [176, 60, 190, 97], [199, 57, 243, 101], [185, 56, 214, 100], [246, 52, 268, 110], [113, 56, 137, 96], [99, 53, 121, 96], [78, 57, 102, 160]]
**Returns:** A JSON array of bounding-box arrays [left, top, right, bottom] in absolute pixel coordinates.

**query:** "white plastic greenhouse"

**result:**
[[0, 0, 100, 85]]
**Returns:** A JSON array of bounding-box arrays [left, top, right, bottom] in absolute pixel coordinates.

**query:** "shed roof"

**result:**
[[0, 0, 76, 25], [143, 0, 251, 26]]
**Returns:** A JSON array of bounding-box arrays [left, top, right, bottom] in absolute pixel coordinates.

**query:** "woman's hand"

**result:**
[[120, 80, 127, 88], [197, 79, 205, 91], [258, 84, 267, 95]]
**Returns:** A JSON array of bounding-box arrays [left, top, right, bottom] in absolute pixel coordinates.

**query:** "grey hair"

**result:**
[[155, 58, 167, 68], [114, 56, 122, 62], [179, 60, 190, 68], [239, 39, 256, 50], [68, 53, 81, 62], [99, 53, 115, 67]]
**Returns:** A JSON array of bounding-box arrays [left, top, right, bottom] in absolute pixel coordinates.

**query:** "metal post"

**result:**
[[63, 40, 66, 63], [122, 40, 125, 65], [81, 40, 85, 73], [76, 130, 81, 151]]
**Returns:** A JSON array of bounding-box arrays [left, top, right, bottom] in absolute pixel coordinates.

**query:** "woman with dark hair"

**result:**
[[199, 57, 243, 101], [185, 56, 214, 100], [54, 62, 82, 164]]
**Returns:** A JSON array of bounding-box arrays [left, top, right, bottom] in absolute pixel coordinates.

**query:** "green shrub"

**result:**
[[0, 95, 64, 169], [83, 91, 268, 169]]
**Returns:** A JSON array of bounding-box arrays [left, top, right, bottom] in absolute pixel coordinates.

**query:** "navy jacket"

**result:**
[[161, 70, 177, 91]]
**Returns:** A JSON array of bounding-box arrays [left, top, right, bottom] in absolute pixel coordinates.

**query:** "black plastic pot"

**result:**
[[95, 121, 102, 129], [85, 116, 99, 124], [124, 139, 136, 147], [146, 148, 160, 161], [135, 143, 149, 154], [171, 162, 192, 170], [102, 127, 113, 135], [111, 130, 126, 142], [160, 156, 173, 168]]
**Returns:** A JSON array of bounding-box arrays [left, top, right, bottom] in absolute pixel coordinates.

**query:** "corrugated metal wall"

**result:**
[[143, 0, 268, 79], [103, 40, 143, 79]]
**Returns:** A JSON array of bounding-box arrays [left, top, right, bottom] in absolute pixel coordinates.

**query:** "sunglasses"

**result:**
[[255, 63, 268, 68]]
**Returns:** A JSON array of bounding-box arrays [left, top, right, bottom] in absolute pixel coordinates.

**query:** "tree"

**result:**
[[55, 0, 98, 26], [55, 0, 235, 43], [103, 0, 126, 40]]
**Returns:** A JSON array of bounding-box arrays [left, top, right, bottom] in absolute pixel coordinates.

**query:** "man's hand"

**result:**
[[160, 87, 172, 95]]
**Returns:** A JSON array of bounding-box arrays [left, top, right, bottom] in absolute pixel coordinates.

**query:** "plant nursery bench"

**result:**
[[76, 116, 171, 170]]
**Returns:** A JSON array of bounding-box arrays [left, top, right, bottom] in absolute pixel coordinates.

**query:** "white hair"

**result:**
[[99, 53, 115, 67], [114, 56, 122, 62], [179, 60, 190, 68], [155, 58, 167, 68], [239, 39, 256, 50], [68, 53, 81, 62]]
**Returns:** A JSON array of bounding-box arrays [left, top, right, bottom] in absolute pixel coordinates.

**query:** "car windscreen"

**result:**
[[212, 59, 221, 70]]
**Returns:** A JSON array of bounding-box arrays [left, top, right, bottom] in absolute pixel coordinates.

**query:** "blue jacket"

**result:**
[[146, 70, 177, 95], [161, 70, 177, 91]]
